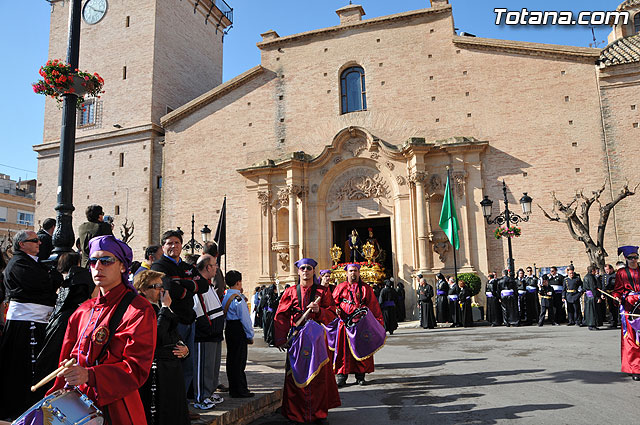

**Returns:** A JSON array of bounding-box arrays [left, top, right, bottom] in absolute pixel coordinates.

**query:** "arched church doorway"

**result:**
[[332, 217, 393, 277]]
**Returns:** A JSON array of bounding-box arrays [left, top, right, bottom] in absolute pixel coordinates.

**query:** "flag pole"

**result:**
[[448, 168, 459, 285], [223, 195, 227, 276]]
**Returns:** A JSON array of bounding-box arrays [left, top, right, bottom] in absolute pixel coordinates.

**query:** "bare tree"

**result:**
[[120, 218, 134, 245], [538, 181, 638, 271]]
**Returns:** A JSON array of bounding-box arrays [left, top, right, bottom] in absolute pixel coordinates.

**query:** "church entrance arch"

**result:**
[[332, 217, 393, 277]]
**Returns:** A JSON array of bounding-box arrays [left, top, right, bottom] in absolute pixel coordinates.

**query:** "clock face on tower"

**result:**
[[82, 0, 108, 25]]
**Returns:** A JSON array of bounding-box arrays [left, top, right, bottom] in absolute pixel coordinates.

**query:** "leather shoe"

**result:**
[[216, 384, 229, 392], [632, 375, 640, 381], [231, 392, 255, 398]]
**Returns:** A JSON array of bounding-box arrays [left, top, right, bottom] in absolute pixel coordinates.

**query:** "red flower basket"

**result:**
[[32, 59, 104, 109]]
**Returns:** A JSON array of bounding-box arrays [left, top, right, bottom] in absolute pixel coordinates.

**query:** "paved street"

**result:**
[[248, 322, 634, 424]]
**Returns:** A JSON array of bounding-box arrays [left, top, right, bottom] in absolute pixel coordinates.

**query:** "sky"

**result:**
[[0, 0, 625, 182]]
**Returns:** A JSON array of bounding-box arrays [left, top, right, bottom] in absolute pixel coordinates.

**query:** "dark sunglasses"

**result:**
[[23, 238, 39, 244], [299, 265, 313, 271], [628, 256, 639, 260], [88, 256, 118, 267], [147, 284, 163, 290]]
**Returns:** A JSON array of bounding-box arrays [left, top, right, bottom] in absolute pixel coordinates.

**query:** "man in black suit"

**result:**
[[36, 218, 55, 261], [151, 230, 209, 395], [0, 230, 62, 420]]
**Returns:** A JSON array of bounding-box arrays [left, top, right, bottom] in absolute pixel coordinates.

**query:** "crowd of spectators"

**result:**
[[0, 204, 254, 424]]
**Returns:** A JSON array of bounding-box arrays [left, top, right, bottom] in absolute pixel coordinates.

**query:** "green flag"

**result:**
[[439, 172, 460, 250]]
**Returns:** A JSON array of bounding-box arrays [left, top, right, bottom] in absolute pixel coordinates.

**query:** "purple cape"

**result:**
[[288, 320, 330, 388], [323, 317, 340, 352]]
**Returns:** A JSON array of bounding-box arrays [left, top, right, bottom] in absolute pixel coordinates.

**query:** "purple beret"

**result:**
[[294, 258, 318, 268], [618, 246, 639, 258], [344, 263, 361, 271], [88, 235, 135, 291], [319, 269, 331, 276]]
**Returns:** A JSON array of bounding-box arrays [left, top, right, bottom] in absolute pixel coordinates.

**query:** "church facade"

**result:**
[[35, 0, 640, 314]]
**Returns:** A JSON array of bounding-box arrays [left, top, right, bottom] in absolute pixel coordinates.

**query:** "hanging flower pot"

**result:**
[[32, 59, 104, 109], [494, 225, 521, 239]]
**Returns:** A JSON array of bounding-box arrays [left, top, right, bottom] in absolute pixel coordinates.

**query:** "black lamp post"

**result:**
[[51, 0, 82, 257], [480, 180, 533, 277], [183, 214, 210, 254]]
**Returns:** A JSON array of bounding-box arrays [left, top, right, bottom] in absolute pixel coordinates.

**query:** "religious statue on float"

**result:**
[[365, 227, 382, 262], [347, 229, 363, 262]]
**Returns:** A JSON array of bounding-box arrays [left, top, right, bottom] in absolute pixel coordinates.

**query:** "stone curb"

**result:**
[[192, 360, 285, 425]]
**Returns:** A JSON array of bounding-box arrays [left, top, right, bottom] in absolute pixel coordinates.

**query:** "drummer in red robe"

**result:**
[[612, 245, 640, 381], [47, 235, 157, 424], [332, 263, 384, 387], [274, 258, 341, 424]]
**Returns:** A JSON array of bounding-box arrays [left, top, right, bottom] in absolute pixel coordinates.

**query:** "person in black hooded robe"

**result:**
[[261, 284, 279, 345], [435, 273, 449, 324], [485, 273, 502, 326], [458, 279, 474, 327], [395, 281, 406, 322], [417, 278, 436, 329], [448, 277, 462, 327], [378, 279, 398, 335], [499, 269, 520, 327]]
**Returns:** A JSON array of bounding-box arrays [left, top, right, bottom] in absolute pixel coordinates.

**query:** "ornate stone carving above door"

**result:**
[[327, 167, 389, 206]]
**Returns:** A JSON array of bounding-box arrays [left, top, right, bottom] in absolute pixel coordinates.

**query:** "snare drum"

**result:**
[[345, 307, 386, 361], [12, 388, 103, 425]]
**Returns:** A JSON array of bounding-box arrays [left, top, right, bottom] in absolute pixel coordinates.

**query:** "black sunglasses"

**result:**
[[147, 284, 163, 290], [88, 256, 118, 267], [628, 256, 639, 260], [23, 238, 39, 244]]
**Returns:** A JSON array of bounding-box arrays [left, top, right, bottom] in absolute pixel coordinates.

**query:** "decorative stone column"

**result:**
[[287, 185, 302, 278], [409, 171, 429, 271]]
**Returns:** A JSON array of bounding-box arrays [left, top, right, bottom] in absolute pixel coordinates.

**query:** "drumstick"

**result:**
[[597, 288, 620, 301], [621, 312, 640, 318], [284, 296, 323, 347], [31, 358, 76, 392], [294, 296, 323, 327]]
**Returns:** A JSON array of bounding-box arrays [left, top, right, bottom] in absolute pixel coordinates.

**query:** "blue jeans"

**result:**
[[177, 321, 196, 394]]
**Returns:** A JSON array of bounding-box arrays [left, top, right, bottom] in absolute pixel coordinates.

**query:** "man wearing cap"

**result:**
[[538, 275, 558, 326], [613, 245, 640, 380], [47, 235, 157, 425], [548, 267, 566, 324], [332, 263, 384, 387], [274, 258, 340, 424]]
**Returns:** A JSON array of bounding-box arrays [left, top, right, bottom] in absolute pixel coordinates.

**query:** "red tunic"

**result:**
[[274, 284, 341, 423], [332, 280, 384, 375], [612, 266, 640, 374], [47, 283, 157, 425]]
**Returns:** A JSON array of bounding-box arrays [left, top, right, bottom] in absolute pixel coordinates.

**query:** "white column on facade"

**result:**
[[257, 189, 271, 280], [288, 185, 300, 278], [410, 171, 429, 271]]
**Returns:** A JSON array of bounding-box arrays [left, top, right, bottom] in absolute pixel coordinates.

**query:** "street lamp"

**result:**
[[201, 224, 212, 243], [183, 214, 208, 254], [51, 0, 82, 258], [480, 180, 532, 277]]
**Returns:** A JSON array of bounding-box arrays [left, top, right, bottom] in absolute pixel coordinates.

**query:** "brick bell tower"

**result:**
[[34, 0, 232, 255]]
